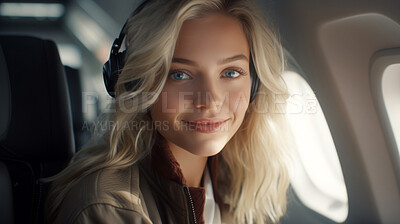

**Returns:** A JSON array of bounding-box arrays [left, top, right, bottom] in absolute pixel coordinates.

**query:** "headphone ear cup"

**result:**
[[103, 60, 114, 97], [103, 51, 126, 97], [249, 60, 260, 103], [250, 73, 260, 103]]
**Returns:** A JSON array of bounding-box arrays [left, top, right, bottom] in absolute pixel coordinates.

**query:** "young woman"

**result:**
[[46, 0, 292, 223]]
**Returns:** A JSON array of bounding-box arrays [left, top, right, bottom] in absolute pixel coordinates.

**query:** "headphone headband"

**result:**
[[112, 0, 150, 55]]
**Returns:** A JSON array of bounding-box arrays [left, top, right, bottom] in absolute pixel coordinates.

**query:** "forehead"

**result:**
[[174, 13, 250, 59]]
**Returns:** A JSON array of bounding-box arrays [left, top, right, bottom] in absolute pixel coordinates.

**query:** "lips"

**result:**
[[182, 118, 229, 133]]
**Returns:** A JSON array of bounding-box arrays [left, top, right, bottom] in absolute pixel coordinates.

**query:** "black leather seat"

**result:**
[[64, 66, 91, 151], [0, 162, 13, 224], [0, 35, 75, 224]]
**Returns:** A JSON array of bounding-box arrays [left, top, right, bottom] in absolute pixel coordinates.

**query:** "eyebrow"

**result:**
[[218, 54, 249, 65], [172, 54, 249, 66], [172, 57, 197, 66]]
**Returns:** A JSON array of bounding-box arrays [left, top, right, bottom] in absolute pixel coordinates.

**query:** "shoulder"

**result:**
[[54, 165, 150, 223]]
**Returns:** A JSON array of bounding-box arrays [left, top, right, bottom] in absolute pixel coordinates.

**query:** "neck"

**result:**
[[168, 143, 208, 187]]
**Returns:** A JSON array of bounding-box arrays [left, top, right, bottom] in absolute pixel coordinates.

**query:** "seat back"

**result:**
[[64, 66, 91, 150], [0, 162, 13, 224], [0, 35, 75, 224]]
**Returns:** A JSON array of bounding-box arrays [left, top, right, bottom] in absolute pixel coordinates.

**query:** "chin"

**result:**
[[179, 140, 227, 157]]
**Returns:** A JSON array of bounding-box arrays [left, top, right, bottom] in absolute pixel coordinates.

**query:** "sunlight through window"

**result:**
[[283, 71, 348, 223], [382, 63, 400, 156]]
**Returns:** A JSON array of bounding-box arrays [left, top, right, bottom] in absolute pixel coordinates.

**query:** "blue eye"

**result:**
[[170, 71, 191, 80], [222, 70, 240, 78]]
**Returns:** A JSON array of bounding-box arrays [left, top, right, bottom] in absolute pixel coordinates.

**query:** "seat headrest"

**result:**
[[0, 35, 74, 162]]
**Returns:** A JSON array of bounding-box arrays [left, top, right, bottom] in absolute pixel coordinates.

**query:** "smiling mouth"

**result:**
[[182, 119, 229, 133]]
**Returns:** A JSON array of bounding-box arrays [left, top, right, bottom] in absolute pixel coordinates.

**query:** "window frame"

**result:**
[[370, 47, 400, 186]]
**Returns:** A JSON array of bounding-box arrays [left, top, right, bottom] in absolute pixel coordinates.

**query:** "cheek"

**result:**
[[228, 90, 250, 120], [226, 79, 251, 115], [150, 87, 183, 126]]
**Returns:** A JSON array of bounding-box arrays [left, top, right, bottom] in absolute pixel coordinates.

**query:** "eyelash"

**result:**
[[168, 69, 192, 80], [224, 68, 247, 78], [168, 67, 248, 80]]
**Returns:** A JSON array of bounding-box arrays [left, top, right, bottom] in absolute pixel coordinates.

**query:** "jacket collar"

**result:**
[[146, 134, 222, 223]]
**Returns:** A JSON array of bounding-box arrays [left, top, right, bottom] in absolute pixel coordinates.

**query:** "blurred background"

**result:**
[[0, 0, 142, 122], [1, 0, 399, 223]]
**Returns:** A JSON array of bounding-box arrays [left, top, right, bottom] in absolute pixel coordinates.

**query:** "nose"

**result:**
[[192, 76, 224, 111]]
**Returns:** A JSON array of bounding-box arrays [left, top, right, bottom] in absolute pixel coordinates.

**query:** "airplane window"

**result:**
[[381, 63, 400, 156], [282, 71, 348, 223]]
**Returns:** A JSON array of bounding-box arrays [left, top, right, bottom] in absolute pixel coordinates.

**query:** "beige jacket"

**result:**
[[53, 161, 233, 224]]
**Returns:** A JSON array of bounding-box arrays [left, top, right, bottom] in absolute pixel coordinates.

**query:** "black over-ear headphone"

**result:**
[[103, 0, 260, 102]]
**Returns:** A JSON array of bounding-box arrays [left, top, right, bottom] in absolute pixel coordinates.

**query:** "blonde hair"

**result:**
[[46, 0, 292, 223]]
